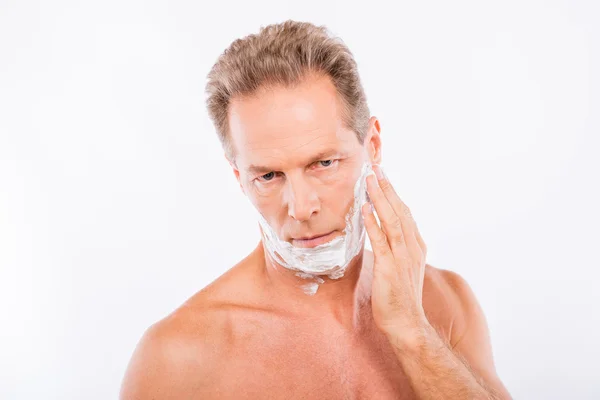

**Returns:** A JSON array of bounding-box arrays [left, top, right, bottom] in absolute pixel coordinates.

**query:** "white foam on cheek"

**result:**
[[255, 162, 374, 294]]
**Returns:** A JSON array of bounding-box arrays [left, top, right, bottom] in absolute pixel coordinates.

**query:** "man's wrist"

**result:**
[[384, 317, 436, 356]]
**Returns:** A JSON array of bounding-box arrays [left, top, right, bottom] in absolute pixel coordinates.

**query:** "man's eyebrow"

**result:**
[[246, 164, 276, 175], [246, 149, 345, 174]]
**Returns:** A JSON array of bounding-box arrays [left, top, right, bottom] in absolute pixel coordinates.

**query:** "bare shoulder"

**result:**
[[421, 264, 480, 348], [424, 264, 476, 309], [119, 259, 264, 399], [119, 292, 229, 399], [433, 266, 487, 348], [424, 264, 511, 397]]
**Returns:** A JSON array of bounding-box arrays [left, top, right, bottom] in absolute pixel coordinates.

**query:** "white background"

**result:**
[[1, 0, 598, 398]]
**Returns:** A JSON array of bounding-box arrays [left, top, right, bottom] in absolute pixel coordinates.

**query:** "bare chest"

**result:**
[[210, 326, 417, 400]]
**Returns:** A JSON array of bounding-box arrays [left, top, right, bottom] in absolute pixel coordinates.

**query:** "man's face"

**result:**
[[228, 74, 379, 248]]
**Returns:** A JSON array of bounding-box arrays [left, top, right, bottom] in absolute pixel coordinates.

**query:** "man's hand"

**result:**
[[362, 164, 430, 346], [362, 164, 511, 399]]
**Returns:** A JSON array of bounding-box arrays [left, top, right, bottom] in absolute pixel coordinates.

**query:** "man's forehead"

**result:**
[[229, 74, 343, 127], [229, 100, 346, 152], [228, 74, 358, 166]]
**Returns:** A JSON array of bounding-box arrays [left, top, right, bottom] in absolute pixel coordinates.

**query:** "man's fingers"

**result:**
[[371, 165, 425, 258], [372, 165, 416, 227], [415, 229, 427, 257], [361, 203, 394, 260], [366, 174, 407, 249]]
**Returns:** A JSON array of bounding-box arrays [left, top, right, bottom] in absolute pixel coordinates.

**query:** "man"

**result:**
[[120, 20, 511, 399]]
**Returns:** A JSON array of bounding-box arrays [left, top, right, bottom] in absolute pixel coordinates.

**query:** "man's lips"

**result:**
[[291, 231, 337, 248]]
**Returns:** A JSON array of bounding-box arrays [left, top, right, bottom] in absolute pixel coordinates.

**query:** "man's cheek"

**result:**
[[323, 183, 355, 216]]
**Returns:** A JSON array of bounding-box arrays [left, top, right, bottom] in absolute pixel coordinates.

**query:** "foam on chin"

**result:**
[[256, 162, 374, 294]]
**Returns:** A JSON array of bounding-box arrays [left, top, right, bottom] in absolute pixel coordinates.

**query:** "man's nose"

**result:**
[[284, 175, 320, 222]]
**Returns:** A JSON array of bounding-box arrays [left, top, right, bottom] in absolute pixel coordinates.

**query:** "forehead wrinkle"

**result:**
[[244, 124, 335, 154], [285, 132, 329, 153], [243, 129, 304, 149], [238, 114, 357, 174], [257, 133, 340, 162]]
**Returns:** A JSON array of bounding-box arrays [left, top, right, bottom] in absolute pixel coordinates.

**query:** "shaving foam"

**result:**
[[255, 162, 374, 293]]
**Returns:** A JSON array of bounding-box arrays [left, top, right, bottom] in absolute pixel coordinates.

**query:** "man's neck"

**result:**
[[253, 241, 374, 330]]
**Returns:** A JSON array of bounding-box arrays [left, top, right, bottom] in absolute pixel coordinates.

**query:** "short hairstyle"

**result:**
[[205, 20, 370, 162]]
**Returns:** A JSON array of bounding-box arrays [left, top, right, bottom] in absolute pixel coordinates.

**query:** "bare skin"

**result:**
[[120, 73, 511, 399], [120, 247, 507, 399]]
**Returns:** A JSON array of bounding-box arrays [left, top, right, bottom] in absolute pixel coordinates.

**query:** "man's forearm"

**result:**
[[388, 323, 500, 400]]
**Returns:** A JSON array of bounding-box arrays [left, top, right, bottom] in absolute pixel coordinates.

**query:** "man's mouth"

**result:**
[[291, 231, 337, 248]]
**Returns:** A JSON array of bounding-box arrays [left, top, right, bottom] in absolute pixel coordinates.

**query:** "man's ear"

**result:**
[[227, 155, 245, 194], [364, 116, 382, 164]]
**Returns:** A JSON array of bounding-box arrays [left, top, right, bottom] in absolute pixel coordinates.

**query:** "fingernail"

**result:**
[[374, 165, 384, 180]]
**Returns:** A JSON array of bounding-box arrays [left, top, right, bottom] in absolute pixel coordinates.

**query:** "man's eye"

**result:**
[[259, 172, 276, 181], [319, 160, 334, 167]]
